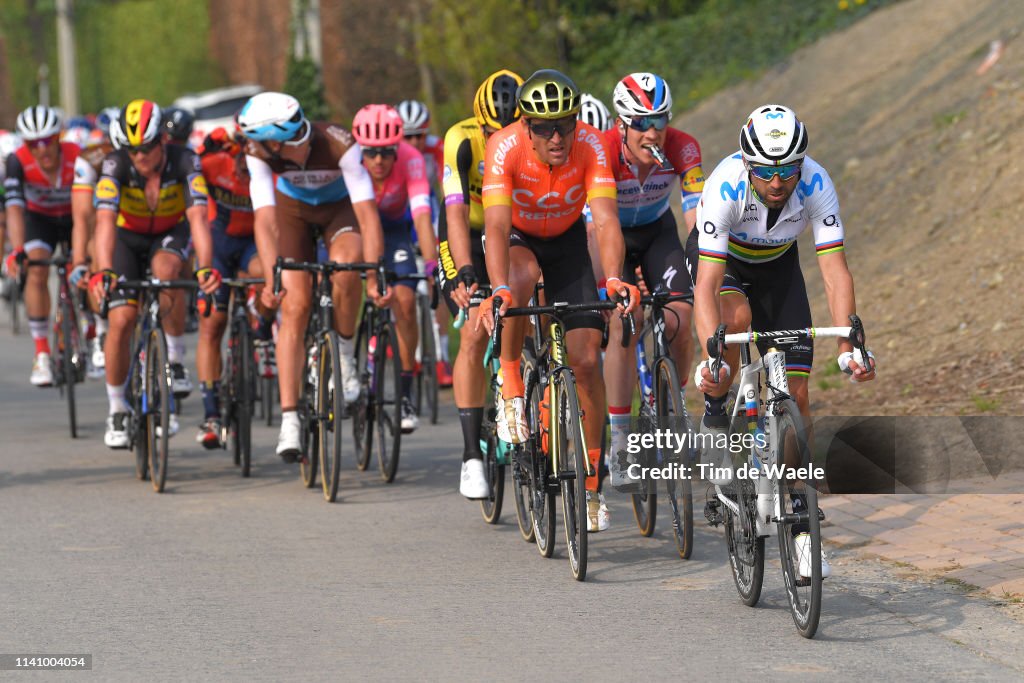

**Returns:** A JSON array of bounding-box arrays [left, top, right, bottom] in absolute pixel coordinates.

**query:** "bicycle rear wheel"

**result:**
[[527, 371, 555, 557], [318, 333, 344, 502], [556, 371, 588, 581], [724, 478, 765, 606], [774, 398, 822, 638], [510, 361, 536, 542], [655, 357, 694, 559], [419, 294, 439, 425], [630, 403, 657, 537], [479, 430, 505, 524], [374, 320, 402, 482], [145, 329, 171, 493]]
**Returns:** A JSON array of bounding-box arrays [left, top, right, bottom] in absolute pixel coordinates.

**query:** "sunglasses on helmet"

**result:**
[[627, 114, 669, 132], [526, 117, 577, 140], [362, 145, 398, 159], [747, 162, 802, 182]]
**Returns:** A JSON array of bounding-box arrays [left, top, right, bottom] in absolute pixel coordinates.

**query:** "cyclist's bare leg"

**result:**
[[603, 311, 640, 408], [196, 308, 226, 388], [277, 270, 313, 410], [326, 229, 362, 338], [704, 292, 751, 398], [23, 247, 51, 320], [666, 300, 695, 386], [152, 251, 185, 337], [454, 305, 487, 407], [104, 304, 136, 386], [498, 246, 541, 363], [566, 327, 606, 488], [390, 284, 418, 373]]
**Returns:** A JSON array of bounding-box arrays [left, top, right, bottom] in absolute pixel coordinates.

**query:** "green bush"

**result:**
[[284, 56, 328, 121]]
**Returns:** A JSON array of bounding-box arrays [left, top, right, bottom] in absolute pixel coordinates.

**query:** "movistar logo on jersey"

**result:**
[[720, 180, 746, 201], [797, 173, 823, 199]]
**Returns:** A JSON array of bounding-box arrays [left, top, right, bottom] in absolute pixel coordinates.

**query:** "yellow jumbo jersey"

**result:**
[[441, 117, 486, 231]]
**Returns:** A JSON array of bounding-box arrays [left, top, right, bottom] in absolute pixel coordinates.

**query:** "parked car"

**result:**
[[172, 84, 263, 148]]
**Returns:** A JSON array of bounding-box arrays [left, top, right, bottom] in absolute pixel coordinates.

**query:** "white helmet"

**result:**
[[739, 104, 808, 166], [16, 105, 63, 141], [396, 100, 430, 136], [612, 73, 672, 124], [237, 92, 305, 142], [0, 130, 23, 162], [579, 94, 612, 131]]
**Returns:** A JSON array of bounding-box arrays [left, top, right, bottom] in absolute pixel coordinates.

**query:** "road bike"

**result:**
[[703, 315, 871, 638], [24, 247, 87, 438], [218, 277, 265, 478], [622, 287, 695, 560], [103, 277, 205, 493], [491, 293, 627, 581], [274, 257, 377, 502]]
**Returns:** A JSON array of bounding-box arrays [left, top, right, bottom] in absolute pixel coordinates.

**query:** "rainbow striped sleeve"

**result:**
[[815, 239, 844, 256], [698, 248, 727, 264]]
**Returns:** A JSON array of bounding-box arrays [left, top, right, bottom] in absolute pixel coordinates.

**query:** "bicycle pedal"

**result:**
[[704, 499, 723, 527]]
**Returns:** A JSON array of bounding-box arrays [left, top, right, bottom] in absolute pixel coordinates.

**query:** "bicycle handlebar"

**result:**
[[705, 315, 873, 372]]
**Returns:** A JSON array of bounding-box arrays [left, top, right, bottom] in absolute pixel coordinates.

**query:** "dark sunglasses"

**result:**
[[627, 114, 669, 132], [127, 140, 161, 156], [404, 133, 425, 141], [527, 117, 577, 140], [747, 162, 802, 182], [362, 146, 398, 159]]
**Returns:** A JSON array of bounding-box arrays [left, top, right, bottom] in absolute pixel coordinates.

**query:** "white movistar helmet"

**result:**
[[579, 93, 612, 131], [739, 104, 808, 166], [396, 99, 430, 136], [16, 105, 63, 141]]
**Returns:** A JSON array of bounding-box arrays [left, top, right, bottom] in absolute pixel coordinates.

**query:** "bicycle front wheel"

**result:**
[[299, 336, 319, 489], [352, 308, 373, 471], [510, 358, 537, 542], [479, 430, 505, 524], [774, 398, 822, 638], [233, 321, 254, 478], [724, 478, 765, 606], [655, 357, 694, 559], [318, 333, 344, 502], [57, 298, 78, 438], [555, 370, 588, 581], [374, 320, 402, 483], [145, 329, 171, 493], [419, 295, 439, 425]]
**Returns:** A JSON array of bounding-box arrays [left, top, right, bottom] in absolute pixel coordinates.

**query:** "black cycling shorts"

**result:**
[[437, 226, 488, 316], [110, 222, 191, 309], [685, 229, 813, 375], [24, 212, 72, 254], [622, 211, 692, 298], [504, 216, 602, 333]]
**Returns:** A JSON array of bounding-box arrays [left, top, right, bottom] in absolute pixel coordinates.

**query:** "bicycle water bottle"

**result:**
[[754, 417, 774, 535]]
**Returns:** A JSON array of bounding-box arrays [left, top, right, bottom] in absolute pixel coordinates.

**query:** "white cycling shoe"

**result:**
[[105, 412, 130, 449], [795, 532, 832, 579], [495, 395, 528, 444], [31, 352, 54, 387], [459, 458, 489, 499]]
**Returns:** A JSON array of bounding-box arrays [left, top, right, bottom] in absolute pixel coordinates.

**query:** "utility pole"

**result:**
[[56, 0, 79, 115]]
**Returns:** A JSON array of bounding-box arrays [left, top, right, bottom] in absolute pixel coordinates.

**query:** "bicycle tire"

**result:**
[[420, 295, 439, 425], [528, 370, 555, 556], [724, 476, 765, 606], [145, 329, 171, 493], [655, 357, 694, 559], [9, 280, 20, 335], [511, 360, 536, 543], [773, 398, 822, 638], [479, 431, 505, 524], [299, 334, 319, 489], [128, 324, 148, 481], [235, 320, 254, 478], [58, 297, 78, 438], [555, 370, 588, 581], [630, 401, 657, 535], [318, 332, 344, 502], [262, 375, 275, 426], [375, 320, 402, 483], [352, 307, 373, 471]]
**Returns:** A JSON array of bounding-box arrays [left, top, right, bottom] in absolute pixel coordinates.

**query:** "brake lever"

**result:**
[[272, 256, 283, 297], [707, 323, 727, 381], [848, 314, 874, 373]]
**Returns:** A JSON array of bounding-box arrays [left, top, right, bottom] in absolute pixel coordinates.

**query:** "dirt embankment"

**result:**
[[679, 0, 1023, 416]]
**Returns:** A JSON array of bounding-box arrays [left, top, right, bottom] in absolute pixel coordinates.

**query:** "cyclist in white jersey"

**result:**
[[688, 105, 876, 578]]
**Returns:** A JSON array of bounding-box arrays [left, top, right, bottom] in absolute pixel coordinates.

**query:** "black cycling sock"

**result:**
[[200, 381, 220, 420], [459, 407, 484, 462], [400, 371, 414, 400], [704, 393, 727, 416]]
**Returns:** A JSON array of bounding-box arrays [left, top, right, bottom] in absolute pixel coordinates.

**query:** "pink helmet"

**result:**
[[352, 104, 404, 147]]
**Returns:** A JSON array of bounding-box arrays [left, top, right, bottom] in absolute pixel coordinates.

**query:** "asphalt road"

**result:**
[[1, 318, 1022, 681]]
